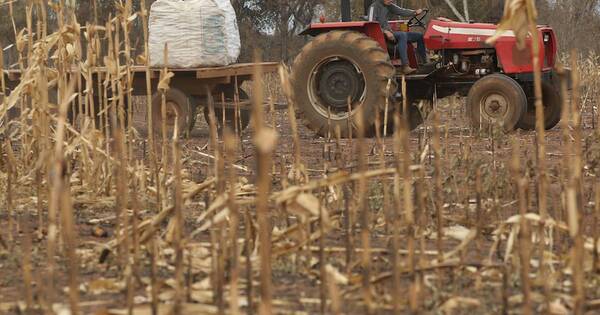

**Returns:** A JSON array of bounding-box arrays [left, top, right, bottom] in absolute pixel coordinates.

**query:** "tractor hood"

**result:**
[[424, 19, 552, 50], [424, 19, 557, 73], [299, 21, 381, 37], [424, 19, 513, 50]]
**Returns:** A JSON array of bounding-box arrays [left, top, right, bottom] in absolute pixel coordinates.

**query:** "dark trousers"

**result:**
[[393, 31, 427, 65]]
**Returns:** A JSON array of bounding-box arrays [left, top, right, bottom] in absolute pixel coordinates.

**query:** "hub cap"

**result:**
[[308, 57, 366, 119], [481, 93, 509, 120]]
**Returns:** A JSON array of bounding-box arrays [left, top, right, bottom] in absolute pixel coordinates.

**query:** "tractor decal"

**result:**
[[431, 25, 516, 37]]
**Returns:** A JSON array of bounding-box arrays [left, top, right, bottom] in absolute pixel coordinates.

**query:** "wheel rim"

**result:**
[[308, 57, 366, 120], [481, 92, 509, 121]]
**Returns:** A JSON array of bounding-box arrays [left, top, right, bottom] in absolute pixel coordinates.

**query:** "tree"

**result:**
[[233, 0, 322, 62], [3, 0, 600, 65], [537, 0, 600, 53], [0, 2, 30, 67]]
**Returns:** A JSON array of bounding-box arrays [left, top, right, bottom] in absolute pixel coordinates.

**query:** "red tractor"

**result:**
[[289, 1, 562, 137]]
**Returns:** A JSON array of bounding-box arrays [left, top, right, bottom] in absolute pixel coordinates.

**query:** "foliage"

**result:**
[[0, 1, 600, 314]]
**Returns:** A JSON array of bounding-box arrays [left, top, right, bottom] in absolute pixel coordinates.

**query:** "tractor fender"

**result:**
[[299, 22, 387, 50], [512, 68, 572, 91]]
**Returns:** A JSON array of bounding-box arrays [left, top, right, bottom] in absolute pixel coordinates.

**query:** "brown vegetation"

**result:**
[[1, 1, 600, 315]]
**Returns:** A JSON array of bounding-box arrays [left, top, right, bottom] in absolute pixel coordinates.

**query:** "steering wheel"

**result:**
[[407, 9, 429, 29]]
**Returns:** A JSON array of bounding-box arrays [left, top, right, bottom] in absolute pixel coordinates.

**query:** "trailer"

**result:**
[[2, 61, 280, 135]]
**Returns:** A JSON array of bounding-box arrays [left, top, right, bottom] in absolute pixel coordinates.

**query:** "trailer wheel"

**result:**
[[151, 88, 191, 138], [467, 74, 526, 132], [290, 30, 396, 137], [202, 89, 251, 133], [516, 81, 562, 130]]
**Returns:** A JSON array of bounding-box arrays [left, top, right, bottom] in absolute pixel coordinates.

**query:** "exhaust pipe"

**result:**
[[341, 0, 351, 22], [364, 0, 374, 16]]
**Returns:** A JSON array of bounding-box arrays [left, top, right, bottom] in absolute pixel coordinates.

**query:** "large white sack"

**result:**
[[149, 0, 241, 68]]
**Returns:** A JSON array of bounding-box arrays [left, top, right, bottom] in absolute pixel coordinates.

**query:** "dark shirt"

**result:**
[[368, 0, 416, 31]]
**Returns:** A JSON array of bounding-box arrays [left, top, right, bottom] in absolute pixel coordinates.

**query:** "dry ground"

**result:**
[[1, 94, 600, 315]]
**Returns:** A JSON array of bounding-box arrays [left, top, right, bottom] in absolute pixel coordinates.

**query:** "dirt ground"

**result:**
[[1, 96, 600, 315]]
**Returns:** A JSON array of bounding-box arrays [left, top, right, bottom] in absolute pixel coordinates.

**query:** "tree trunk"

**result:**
[[280, 11, 290, 62], [443, 0, 466, 22]]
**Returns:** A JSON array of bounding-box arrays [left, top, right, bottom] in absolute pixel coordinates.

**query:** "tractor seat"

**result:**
[[387, 40, 417, 60]]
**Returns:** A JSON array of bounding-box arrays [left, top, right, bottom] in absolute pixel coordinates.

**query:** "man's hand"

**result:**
[[415, 9, 424, 16], [384, 30, 395, 42]]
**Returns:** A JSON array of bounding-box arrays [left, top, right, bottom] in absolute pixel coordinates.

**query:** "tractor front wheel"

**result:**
[[516, 81, 562, 130], [290, 30, 396, 137], [467, 74, 526, 132]]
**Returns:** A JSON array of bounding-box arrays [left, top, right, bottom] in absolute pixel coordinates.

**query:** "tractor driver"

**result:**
[[368, 0, 428, 74]]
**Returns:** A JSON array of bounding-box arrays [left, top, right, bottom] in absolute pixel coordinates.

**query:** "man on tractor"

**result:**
[[290, 0, 564, 138], [368, 0, 429, 74]]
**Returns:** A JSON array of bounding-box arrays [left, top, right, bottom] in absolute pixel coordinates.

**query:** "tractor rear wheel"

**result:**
[[290, 30, 396, 137], [516, 81, 562, 130], [467, 74, 526, 132]]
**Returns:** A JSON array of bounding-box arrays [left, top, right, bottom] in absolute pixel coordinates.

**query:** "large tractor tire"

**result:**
[[151, 88, 192, 138], [467, 74, 526, 132], [202, 87, 251, 134], [290, 30, 396, 138], [516, 81, 562, 130]]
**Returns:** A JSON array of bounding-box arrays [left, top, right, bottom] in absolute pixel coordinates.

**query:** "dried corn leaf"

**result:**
[[443, 225, 471, 241], [254, 128, 279, 153], [325, 264, 348, 285], [157, 71, 174, 91], [87, 278, 125, 295], [109, 303, 217, 315], [439, 297, 480, 314], [288, 193, 330, 226], [486, 0, 533, 49]]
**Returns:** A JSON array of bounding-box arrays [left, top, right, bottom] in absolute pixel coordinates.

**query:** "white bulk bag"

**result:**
[[149, 0, 241, 68]]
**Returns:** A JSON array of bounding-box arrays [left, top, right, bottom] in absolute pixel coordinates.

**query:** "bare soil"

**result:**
[[1, 97, 599, 314]]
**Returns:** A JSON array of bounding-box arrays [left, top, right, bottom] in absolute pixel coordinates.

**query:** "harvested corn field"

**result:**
[[1, 1, 600, 315]]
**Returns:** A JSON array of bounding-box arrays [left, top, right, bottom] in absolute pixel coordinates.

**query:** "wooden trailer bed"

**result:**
[[2, 62, 281, 134]]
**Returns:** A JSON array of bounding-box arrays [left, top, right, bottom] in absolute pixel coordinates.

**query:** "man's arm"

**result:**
[[368, 5, 391, 31], [388, 3, 416, 17]]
